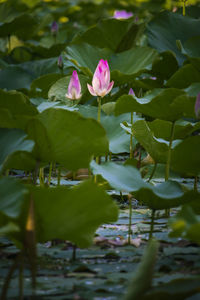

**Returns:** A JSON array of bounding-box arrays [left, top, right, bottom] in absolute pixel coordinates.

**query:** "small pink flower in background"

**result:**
[[150, 76, 157, 80], [195, 93, 200, 118], [87, 59, 114, 97], [65, 71, 82, 100], [113, 10, 133, 19], [129, 88, 135, 96], [51, 21, 59, 35], [57, 55, 63, 69]]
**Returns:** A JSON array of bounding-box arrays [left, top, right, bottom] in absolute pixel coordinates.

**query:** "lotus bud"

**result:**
[[65, 70, 82, 100], [113, 10, 133, 19], [57, 55, 63, 69], [195, 93, 200, 118], [87, 59, 114, 98], [129, 88, 135, 96], [51, 21, 59, 35]]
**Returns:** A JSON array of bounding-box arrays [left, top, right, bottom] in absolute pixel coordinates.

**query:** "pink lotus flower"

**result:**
[[129, 88, 135, 96], [113, 10, 133, 19], [51, 21, 59, 35], [65, 71, 82, 100], [195, 93, 200, 118], [87, 59, 114, 97]]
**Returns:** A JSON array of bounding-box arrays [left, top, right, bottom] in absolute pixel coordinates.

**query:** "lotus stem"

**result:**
[[165, 121, 175, 181], [95, 97, 102, 165], [57, 165, 61, 186], [194, 176, 198, 192], [72, 244, 77, 261], [39, 167, 44, 186], [149, 209, 155, 240], [148, 162, 157, 182], [182, 0, 187, 16], [48, 162, 53, 186], [130, 112, 133, 159], [128, 194, 133, 244], [97, 97, 101, 123], [1, 254, 19, 300]]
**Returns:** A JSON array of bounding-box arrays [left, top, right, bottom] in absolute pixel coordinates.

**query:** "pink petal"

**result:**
[[67, 70, 81, 99], [106, 80, 114, 95], [87, 83, 97, 96]]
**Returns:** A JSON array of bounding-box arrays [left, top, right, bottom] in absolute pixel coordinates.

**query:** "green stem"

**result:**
[[48, 162, 53, 186], [1, 255, 19, 300], [128, 196, 132, 244], [194, 176, 198, 192], [39, 168, 44, 186], [97, 97, 101, 123], [149, 209, 155, 240], [72, 244, 77, 261], [57, 165, 61, 186], [7, 34, 11, 54], [182, 0, 187, 16], [109, 152, 112, 161], [96, 97, 102, 165], [165, 121, 176, 181], [148, 162, 157, 182], [130, 112, 133, 159]]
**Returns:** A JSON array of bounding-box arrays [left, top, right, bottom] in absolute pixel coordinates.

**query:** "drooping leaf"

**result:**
[[31, 180, 118, 247], [27, 108, 109, 170]]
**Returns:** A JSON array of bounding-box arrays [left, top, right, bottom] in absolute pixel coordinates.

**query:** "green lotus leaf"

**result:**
[[0, 128, 35, 174], [0, 58, 59, 90], [31, 180, 118, 247], [48, 74, 89, 105], [27, 108, 109, 170], [166, 64, 200, 89], [66, 43, 158, 83], [115, 89, 185, 121], [72, 18, 140, 52], [0, 177, 28, 218], [171, 135, 200, 176], [91, 161, 200, 209], [146, 11, 200, 65]]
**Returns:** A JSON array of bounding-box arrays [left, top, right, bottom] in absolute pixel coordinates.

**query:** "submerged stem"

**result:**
[[48, 162, 53, 186]]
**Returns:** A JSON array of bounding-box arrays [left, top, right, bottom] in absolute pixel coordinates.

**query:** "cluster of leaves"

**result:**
[[0, 0, 200, 298]]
